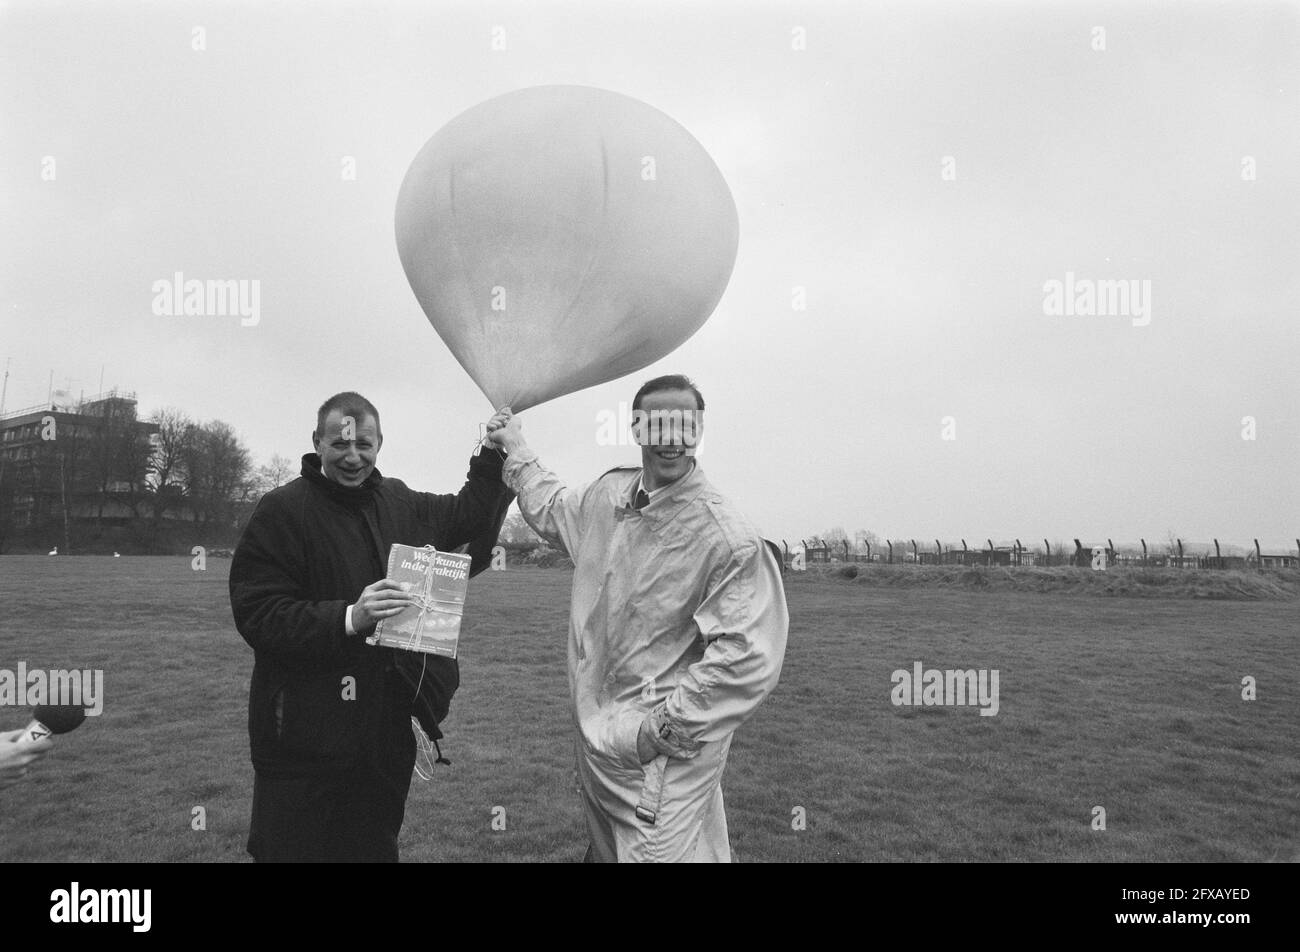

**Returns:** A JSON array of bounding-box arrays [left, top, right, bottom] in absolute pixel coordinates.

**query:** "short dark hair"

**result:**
[[632, 374, 705, 412], [315, 391, 382, 438]]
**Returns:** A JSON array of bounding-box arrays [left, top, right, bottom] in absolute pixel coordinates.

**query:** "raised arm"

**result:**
[[415, 445, 515, 561], [486, 409, 590, 556]]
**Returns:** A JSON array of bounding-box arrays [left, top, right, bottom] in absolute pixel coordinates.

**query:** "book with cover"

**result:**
[[366, 544, 472, 658]]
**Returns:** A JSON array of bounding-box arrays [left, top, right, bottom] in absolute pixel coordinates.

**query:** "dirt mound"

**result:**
[[796, 564, 1300, 600]]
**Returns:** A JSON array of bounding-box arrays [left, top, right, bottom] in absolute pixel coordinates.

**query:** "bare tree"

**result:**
[[148, 409, 193, 497], [853, 528, 881, 547], [145, 408, 194, 548], [498, 508, 543, 547], [253, 453, 296, 497], [184, 420, 251, 527]]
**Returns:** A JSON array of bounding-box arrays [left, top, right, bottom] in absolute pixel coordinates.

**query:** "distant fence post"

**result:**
[[775, 533, 1296, 572]]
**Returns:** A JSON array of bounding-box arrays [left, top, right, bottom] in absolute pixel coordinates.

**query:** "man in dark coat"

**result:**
[[229, 391, 513, 862]]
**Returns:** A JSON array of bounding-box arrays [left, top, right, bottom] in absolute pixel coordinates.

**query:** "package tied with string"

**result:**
[[368, 544, 472, 658], [371, 543, 473, 772]]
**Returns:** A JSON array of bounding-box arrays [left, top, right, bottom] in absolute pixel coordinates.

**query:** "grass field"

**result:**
[[0, 556, 1296, 863]]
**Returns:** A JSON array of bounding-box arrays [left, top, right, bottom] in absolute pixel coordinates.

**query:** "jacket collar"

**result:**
[[300, 452, 383, 505], [632, 459, 709, 527]]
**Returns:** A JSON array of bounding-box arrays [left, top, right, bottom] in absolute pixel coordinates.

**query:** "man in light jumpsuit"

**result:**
[[487, 374, 788, 862]]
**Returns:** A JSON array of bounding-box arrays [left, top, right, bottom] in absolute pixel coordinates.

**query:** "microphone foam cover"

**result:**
[[31, 704, 87, 734]]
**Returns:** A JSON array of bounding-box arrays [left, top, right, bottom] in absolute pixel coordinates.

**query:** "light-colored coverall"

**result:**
[[503, 451, 789, 862]]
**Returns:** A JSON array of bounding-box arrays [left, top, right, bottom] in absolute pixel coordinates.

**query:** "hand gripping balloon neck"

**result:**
[[474, 402, 514, 459], [473, 420, 506, 461]]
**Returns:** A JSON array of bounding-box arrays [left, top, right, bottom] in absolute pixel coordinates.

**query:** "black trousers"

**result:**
[[247, 768, 411, 863]]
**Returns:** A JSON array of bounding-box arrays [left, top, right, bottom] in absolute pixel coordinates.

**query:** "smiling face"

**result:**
[[634, 388, 703, 491], [313, 409, 382, 487]]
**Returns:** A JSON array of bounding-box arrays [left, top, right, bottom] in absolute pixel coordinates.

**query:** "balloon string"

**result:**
[[473, 421, 506, 461], [410, 650, 434, 781]]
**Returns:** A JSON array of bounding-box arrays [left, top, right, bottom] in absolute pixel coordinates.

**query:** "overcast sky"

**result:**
[[2, 0, 1296, 551]]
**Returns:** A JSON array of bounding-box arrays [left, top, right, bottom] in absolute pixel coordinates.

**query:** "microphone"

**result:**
[[17, 705, 87, 743]]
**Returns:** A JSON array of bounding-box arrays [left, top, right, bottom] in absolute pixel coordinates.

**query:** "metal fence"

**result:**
[[780, 537, 1300, 571]]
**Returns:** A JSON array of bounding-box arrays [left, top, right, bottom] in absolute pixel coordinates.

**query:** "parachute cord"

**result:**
[[410, 654, 440, 782], [413, 720, 437, 782]]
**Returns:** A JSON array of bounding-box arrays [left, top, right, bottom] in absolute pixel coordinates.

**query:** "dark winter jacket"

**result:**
[[229, 449, 513, 784]]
